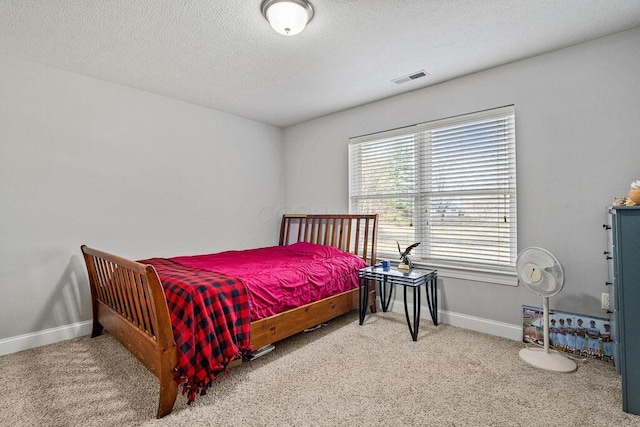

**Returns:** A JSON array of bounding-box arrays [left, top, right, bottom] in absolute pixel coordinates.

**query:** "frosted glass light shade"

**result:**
[[261, 0, 314, 36]]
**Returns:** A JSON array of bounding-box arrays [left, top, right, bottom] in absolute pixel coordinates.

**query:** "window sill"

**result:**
[[423, 262, 517, 286], [380, 257, 518, 286]]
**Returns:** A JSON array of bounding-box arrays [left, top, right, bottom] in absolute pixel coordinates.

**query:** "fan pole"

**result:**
[[543, 296, 549, 353]]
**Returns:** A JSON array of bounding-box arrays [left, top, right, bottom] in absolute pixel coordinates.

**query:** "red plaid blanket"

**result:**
[[140, 258, 252, 403]]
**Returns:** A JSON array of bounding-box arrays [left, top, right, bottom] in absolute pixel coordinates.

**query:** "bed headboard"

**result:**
[[279, 214, 378, 266]]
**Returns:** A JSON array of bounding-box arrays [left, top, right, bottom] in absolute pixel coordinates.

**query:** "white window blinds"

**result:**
[[349, 106, 517, 270]]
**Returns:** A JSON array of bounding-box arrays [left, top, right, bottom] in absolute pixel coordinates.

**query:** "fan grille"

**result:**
[[516, 247, 565, 297]]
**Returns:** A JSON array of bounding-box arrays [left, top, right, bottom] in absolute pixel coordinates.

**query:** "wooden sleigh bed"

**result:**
[[81, 213, 378, 418]]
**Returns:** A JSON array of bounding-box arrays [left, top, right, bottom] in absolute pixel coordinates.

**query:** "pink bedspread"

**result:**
[[170, 242, 366, 320]]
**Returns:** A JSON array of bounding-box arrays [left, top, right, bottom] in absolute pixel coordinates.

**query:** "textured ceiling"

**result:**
[[1, 0, 639, 128]]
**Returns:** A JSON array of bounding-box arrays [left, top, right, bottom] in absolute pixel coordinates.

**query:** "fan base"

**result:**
[[519, 347, 577, 373]]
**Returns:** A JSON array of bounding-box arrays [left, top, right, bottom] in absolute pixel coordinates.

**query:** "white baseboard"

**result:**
[[1, 299, 523, 357], [380, 298, 523, 342], [437, 309, 523, 341], [0, 320, 93, 357]]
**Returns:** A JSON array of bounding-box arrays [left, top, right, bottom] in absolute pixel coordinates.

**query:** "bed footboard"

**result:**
[[81, 245, 178, 418]]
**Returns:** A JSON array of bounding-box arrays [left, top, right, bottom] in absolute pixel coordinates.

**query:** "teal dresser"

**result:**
[[610, 206, 640, 415]]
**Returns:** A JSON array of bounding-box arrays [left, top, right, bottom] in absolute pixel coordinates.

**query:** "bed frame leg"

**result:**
[[91, 320, 103, 338], [156, 371, 178, 418], [369, 300, 377, 313], [368, 285, 377, 313]]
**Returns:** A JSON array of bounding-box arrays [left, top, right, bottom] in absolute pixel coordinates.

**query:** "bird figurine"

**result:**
[[396, 241, 420, 271]]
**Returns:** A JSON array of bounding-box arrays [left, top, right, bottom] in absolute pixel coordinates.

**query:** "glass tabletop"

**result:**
[[359, 264, 436, 280]]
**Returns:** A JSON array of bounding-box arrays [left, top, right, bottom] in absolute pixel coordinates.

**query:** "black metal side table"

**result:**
[[358, 265, 438, 341]]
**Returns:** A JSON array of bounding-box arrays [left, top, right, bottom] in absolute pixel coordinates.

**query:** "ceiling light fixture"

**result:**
[[261, 0, 314, 36]]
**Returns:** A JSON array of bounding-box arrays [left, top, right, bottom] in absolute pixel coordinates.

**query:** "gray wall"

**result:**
[[0, 55, 285, 343], [1, 27, 638, 350], [283, 28, 640, 334]]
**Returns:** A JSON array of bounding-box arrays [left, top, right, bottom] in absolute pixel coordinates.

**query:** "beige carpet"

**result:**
[[1, 311, 638, 427]]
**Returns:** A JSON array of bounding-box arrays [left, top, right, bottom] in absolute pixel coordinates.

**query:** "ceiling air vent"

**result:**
[[393, 70, 429, 84]]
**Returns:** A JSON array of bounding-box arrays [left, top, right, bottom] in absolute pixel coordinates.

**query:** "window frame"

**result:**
[[349, 106, 517, 285]]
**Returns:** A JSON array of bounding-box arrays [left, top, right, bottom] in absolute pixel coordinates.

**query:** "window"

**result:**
[[349, 106, 517, 283]]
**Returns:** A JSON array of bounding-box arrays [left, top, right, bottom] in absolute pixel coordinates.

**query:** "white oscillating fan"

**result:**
[[516, 247, 577, 372]]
